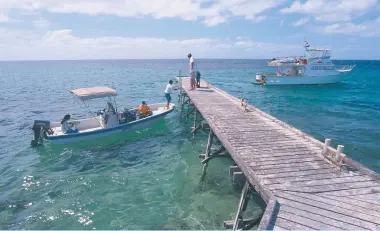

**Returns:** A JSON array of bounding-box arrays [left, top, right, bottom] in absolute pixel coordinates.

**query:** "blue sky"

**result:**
[[0, 0, 379, 60]]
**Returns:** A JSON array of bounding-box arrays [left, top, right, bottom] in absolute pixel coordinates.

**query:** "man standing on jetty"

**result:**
[[187, 53, 196, 90]]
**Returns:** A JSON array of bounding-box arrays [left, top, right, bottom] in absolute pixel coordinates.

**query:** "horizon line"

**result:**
[[0, 58, 379, 62]]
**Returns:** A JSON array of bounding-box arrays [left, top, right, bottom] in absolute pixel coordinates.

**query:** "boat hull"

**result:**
[[46, 103, 174, 144], [255, 74, 344, 85]]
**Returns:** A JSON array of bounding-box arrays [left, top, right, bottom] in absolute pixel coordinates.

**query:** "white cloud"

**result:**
[[234, 38, 300, 51], [0, 28, 303, 60], [0, 0, 284, 26], [0, 13, 9, 22], [33, 18, 49, 29], [281, 0, 377, 22], [292, 17, 309, 27], [202, 15, 228, 27], [321, 18, 380, 36]]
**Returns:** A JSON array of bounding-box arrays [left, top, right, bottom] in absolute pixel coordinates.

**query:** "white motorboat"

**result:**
[[255, 41, 355, 85], [31, 86, 175, 145]]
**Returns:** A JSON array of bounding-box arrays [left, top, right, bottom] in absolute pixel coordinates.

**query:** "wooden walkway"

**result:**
[[177, 77, 380, 230]]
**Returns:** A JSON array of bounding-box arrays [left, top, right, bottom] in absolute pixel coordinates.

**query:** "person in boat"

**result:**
[[137, 101, 152, 118], [164, 80, 177, 109], [287, 68, 295, 76], [60, 114, 79, 134], [187, 53, 196, 90]]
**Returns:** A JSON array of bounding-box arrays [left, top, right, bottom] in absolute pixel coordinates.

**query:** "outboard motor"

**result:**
[[31, 120, 52, 147]]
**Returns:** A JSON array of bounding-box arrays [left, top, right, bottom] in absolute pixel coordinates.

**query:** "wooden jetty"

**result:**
[[176, 76, 380, 230]]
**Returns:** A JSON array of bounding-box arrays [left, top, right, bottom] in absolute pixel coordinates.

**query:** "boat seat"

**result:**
[[50, 126, 102, 136], [78, 127, 102, 133]]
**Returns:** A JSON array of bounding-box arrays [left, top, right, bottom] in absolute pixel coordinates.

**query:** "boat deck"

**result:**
[[178, 77, 380, 230]]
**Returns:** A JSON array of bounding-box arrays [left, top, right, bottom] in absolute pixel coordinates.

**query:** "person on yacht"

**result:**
[[61, 114, 79, 134], [137, 101, 152, 118], [287, 69, 295, 76]]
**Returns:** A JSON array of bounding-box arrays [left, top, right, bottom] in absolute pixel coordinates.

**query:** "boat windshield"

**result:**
[[306, 49, 331, 59]]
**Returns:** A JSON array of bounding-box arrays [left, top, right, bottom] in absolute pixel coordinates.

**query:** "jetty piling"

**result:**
[[176, 76, 380, 230]]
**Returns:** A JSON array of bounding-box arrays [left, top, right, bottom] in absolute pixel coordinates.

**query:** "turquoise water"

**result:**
[[0, 59, 379, 229]]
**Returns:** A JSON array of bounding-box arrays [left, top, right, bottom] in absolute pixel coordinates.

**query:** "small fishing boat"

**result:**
[[31, 86, 175, 146], [255, 40, 355, 85]]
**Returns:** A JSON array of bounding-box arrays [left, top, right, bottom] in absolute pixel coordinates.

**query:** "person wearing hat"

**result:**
[[137, 101, 152, 118], [187, 53, 196, 90]]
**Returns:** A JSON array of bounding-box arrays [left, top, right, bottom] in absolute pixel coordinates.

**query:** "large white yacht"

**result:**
[[255, 41, 355, 85]]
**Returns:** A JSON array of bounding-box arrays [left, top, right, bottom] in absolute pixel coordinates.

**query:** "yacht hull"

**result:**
[[255, 74, 344, 85]]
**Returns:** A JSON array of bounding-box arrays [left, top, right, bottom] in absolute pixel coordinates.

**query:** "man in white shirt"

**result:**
[[187, 53, 196, 90], [164, 80, 174, 109]]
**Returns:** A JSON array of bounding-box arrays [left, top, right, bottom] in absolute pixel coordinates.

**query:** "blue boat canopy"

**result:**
[[70, 86, 117, 101]]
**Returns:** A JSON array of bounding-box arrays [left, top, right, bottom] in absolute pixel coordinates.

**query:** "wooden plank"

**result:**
[[257, 197, 278, 230], [345, 193, 380, 206], [277, 207, 344, 230], [213, 123, 279, 129], [235, 147, 321, 157], [222, 131, 295, 137], [262, 172, 361, 185], [250, 160, 329, 171], [276, 191, 380, 225], [217, 123, 275, 129], [253, 164, 331, 176], [317, 187, 380, 197], [232, 142, 322, 151], [227, 137, 303, 145], [273, 226, 289, 231], [235, 146, 321, 155], [227, 139, 312, 146], [237, 150, 315, 158], [273, 217, 316, 230], [280, 204, 366, 230], [276, 197, 378, 230], [273, 180, 379, 194], [233, 142, 321, 150], [227, 136, 308, 144], [210, 117, 269, 123], [268, 175, 374, 191], [250, 156, 322, 167], [284, 191, 380, 219], [320, 194, 380, 212], [343, 157, 380, 181], [246, 153, 324, 162], [258, 168, 338, 179], [346, 193, 380, 201]]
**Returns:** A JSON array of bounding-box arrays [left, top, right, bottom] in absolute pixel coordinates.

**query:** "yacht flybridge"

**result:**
[[255, 41, 355, 85]]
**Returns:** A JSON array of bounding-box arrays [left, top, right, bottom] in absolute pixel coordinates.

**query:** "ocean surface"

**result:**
[[0, 59, 379, 229]]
